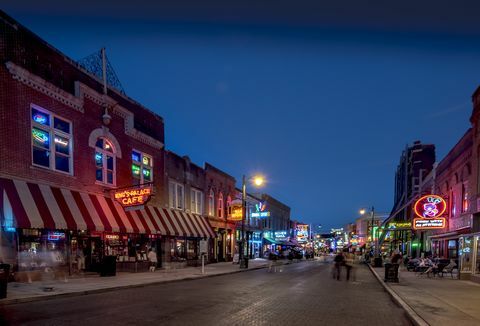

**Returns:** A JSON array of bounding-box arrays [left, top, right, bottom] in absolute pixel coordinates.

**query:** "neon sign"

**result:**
[[296, 224, 309, 243], [32, 128, 49, 144], [48, 232, 65, 241], [413, 218, 446, 230], [387, 221, 412, 229], [33, 113, 48, 125], [251, 202, 270, 218], [54, 137, 68, 146], [414, 195, 446, 218], [230, 205, 243, 221], [413, 195, 447, 230], [274, 231, 288, 241], [114, 185, 152, 207]]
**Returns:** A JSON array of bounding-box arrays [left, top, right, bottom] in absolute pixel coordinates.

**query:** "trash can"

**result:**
[[384, 263, 399, 282], [0, 263, 10, 299], [239, 257, 249, 269], [100, 256, 117, 277]]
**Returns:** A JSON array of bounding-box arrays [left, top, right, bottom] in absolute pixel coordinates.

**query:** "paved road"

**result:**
[[0, 260, 411, 326]]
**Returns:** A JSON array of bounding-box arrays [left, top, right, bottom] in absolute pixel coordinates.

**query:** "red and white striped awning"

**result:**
[[0, 177, 214, 238]]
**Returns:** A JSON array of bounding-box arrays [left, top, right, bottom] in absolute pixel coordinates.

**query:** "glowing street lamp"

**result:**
[[240, 174, 265, 269]]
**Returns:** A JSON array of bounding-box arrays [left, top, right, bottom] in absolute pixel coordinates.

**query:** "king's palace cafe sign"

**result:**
[[114, 185, 152, 210]]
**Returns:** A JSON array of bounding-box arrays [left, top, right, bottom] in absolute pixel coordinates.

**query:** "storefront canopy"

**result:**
[[0, 177, 214, 238]]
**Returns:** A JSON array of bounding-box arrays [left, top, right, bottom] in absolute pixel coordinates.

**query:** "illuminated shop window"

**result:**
[[95, 138, 116, 186], [131, 150, 153, 185], [31, 105, 72, 174], [190, 188, 203, 214]]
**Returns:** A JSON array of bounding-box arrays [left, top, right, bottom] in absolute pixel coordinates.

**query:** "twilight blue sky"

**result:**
[[4, 1, 480, 230]]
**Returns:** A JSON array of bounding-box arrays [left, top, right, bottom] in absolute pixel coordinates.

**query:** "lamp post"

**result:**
[[240, 175, 264, 269], [360, 206, 376, 257]]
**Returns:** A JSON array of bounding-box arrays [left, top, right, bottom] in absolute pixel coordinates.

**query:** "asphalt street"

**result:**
[[0, 260, 411, 326]]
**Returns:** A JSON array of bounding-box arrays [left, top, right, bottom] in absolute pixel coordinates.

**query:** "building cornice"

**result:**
[[5, 61, 83, 112], [6, 61, 164, 150]]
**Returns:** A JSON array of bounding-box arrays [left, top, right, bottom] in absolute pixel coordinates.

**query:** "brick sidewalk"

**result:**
[[371, 266, 480, 326], [1, 258, 298, 305]]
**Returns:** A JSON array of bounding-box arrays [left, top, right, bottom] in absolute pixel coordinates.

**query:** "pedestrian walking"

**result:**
[[267, 251, 277, 273], [148, 248, 157, 272], [332, 252, 344, 280], [344, 251, 356, 281]]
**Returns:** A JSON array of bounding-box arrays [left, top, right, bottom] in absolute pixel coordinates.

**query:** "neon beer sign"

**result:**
[[413, 195, 446, 230], [114, 185, 152, 207]]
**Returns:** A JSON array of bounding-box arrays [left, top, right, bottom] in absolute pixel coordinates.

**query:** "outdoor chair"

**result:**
[[439, 265, 457, 278], [414, 266, 430, 276]]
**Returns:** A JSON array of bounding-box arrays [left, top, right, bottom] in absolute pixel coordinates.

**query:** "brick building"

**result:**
[[164, 152, 212, 267], [0, 11, 214, 277], [381, 140, 436, 256], [417, 85, 480, 280], [204, 163, 237, 262]]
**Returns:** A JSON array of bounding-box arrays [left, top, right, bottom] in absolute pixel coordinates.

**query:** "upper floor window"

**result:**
[[132, 150, 153, 185], [191, 188, 203, 214], [208, 189, 214, 216], [462, 183, 469, 213], [217, 193, 224, 218], [31, 105, 72, 174], [95, 138, 116, 186], [169, 180, 184, 210], [450, 191, 456, 217], [227, 196, 232, 216]]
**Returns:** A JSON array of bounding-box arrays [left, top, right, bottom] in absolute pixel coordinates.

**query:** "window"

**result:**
[[208, 189, 214, 216], [217, 193, 224, 218], [31, 105, 72, 174], [191, 188, 203, 214], [462, 183, 469, 213], [169, 181, 184, 210], [132, 150, 153, 185], [227, 196, 232, 216], [95, 138, 116, 186]]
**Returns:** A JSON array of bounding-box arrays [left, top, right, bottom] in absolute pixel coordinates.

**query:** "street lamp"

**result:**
[[240, 174, 265, 269], [359, 206, 376, 257]]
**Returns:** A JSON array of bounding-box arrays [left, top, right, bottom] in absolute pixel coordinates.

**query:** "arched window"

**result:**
[[462, 183, 469, 213], [450, 190, 456, 217], [217, 193, 224, 218], [227, 195, 232, 216], [95, 137, 116, 185], [208, 189, 215, 216]]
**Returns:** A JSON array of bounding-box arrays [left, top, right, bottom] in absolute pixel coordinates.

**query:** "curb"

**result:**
[[0, 262, 287, 306], [367, 264, 429, 326]]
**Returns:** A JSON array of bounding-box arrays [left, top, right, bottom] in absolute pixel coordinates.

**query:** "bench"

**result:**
[[438, 265, 457, 278]]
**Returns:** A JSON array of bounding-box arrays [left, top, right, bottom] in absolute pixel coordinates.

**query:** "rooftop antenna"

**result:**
[[101, 47, 111, 125]]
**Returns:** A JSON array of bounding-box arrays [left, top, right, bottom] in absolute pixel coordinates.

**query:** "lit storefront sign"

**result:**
[[48, 232, 65, 241], [230, 205, 243, 221], [105, 234, 120, 240], [114, 185, 152, 208], [274, 231, 288, 241], [251, 202, 270, 218], [413, 218, 446, 230], [413, 194, 447, 230], [387, 221, 412, 229], [296, 224, 309, 243]]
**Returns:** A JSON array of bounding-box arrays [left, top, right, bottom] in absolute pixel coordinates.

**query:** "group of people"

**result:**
[[406, 256, 457, 275], [332, 251, 356, 281]]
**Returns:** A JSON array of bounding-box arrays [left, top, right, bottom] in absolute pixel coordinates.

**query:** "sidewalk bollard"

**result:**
[[201, 254, 205, 275]]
